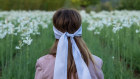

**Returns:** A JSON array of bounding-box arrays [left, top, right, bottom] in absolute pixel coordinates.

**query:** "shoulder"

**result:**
[[35, 54, 55, 69], [92, 54, 103, 69], [37, 54, 55, 62], [35, 54, 55, 79]]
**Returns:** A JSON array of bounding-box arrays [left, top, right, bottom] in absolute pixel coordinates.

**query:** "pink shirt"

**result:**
[[34, 54, 104, 79]]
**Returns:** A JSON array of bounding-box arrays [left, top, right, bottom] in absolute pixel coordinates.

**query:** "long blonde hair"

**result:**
[[49, 8, 97, 79]]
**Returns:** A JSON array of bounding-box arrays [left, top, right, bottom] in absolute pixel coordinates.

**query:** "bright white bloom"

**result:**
[[94, 30, 100, 35], [136, 29, 139, 33], [112, 26, 122, 33], [112, 56, 115, 59], [23, 36, 33, 45], [15, 46, 20, 49]]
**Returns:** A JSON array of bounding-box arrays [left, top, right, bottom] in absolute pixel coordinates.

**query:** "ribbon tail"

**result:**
[[53, 34, 68, 79], [71, 38, 92, 79]]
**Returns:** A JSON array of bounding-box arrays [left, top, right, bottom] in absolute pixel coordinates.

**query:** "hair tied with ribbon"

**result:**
[[53, 25, 92, 79]]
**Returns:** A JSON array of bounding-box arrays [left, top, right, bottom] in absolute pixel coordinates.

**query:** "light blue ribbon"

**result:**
[[53, 25, 91, 79]]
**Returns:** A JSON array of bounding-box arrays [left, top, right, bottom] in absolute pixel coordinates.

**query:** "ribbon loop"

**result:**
[[65, 32, 74, 38]]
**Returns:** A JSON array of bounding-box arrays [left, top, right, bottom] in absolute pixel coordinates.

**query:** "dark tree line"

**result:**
[[0, 0, 140, 11]]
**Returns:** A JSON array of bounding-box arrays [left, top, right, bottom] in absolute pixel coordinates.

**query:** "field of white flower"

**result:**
[[0, 10, 140, 79]]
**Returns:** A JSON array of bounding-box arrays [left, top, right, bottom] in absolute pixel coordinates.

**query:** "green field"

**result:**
[[0, 11, 140, 79]]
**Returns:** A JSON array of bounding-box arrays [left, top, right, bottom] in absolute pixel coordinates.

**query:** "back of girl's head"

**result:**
[[53, 8, 81, 33], [50, 8, 100, 79]]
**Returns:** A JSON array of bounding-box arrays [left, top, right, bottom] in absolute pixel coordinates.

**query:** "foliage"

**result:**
[[0, 0, 65, 10], [118, 0, 140, 10], [71, 0, 99, 7], [95, 1, 113, 12]]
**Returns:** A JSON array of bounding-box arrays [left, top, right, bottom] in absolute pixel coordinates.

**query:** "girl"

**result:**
[[34, 8, 104, 79]]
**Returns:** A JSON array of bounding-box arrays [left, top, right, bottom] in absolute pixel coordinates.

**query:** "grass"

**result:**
[[0, 23, 139, 79]]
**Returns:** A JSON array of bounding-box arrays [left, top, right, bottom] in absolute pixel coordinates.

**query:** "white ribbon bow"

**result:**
[[53, 25, 91, 79]]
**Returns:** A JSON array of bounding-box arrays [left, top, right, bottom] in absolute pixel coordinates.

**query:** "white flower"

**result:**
[[23, 36, 33, 45], [0, 31, 7, 39], [94, 31, 100, 35], [15, 46, 20, 49], [112, 26, 122, 33], [112, 56, 115, 59], [136, 29, 139, 33], [87, 26, 95, 31]]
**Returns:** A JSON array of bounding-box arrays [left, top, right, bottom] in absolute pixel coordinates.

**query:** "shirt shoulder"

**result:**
[[92, 54, 103, 69], [36, 54, 55, 70], [35, 54, 55, 79]]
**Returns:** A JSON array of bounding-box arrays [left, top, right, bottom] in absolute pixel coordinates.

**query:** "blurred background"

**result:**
[[0, 0, 140, 79], [0, 0, 140, 11]]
